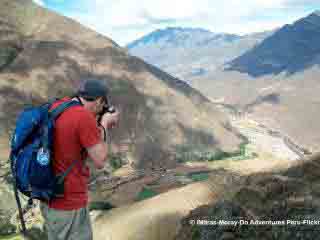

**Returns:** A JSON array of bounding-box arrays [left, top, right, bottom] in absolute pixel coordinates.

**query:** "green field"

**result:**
[[189, 173, 209, 182], [174, 142, 255, 163], [136, 187, 158, 201]]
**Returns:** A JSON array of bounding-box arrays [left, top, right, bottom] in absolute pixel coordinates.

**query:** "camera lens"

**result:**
[[107, 106, 116, 113]]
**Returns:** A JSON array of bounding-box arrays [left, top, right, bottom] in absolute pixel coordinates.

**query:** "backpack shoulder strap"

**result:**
[[49, 100, 81, 120], [49, 100, 85, 183]]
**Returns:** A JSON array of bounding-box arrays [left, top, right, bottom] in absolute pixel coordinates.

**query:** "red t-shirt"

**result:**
[[48, 97, 100, 210]]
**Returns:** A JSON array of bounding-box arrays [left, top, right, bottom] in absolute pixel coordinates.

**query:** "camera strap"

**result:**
[[98, 122, 107, 142]]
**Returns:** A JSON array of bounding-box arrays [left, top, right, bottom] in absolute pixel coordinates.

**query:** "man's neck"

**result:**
[[73, 97, 97, 116]]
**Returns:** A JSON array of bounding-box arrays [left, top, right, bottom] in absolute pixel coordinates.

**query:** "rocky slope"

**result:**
[[176, 153, 320, 240]]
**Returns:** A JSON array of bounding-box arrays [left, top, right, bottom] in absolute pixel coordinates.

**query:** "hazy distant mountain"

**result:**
[[127, 27, 272, 80], [227, 11, 320, 77]]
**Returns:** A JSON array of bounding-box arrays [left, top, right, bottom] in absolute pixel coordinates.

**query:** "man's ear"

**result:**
[[100, 96, 108, 106], [96, 97, 103, 104]]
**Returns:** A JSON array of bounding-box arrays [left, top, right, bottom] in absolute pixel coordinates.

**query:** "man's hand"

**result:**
[[88, 109, 119, 169], [100, 110, 120, 130]]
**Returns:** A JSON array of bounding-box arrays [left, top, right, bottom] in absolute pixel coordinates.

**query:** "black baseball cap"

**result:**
[[77, 79, 109, 101]]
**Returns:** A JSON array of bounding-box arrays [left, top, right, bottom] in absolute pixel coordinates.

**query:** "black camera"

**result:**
[[97, 104, 116, 123], [102, 104, 116, 114], [97, 104, 117, 141]]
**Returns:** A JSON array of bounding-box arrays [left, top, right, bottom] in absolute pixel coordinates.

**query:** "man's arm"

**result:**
[[86, 126, 108, 169], [84, 110, 119, 169], [78, 111, 109, 170]]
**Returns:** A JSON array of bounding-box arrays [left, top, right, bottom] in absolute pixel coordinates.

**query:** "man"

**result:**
[[40, 79, 119, 240]]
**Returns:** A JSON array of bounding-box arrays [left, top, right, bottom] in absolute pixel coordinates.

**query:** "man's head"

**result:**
[[77, 79, 109, 115]]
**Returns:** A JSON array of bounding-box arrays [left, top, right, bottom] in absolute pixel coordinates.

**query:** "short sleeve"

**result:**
[[77, 110, 101, 148]]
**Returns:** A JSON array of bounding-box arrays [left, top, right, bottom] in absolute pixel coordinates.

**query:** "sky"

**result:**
[[32, 0, 320, 46]]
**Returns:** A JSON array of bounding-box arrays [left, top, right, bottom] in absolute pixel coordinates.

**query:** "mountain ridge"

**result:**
[[127, 27, 240, 49], [127, 27, 271, 80], [227, 12, 320, 76]]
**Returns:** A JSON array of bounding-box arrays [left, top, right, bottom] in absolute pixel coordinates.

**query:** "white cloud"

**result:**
[[221, 21, 283, 35], [33, 0, 45, 6], [57, 0, 319, 45], [86, 0, 288, 27]]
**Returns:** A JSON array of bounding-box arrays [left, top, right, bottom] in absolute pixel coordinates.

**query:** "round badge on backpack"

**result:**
[[37, 148, 50, 166]]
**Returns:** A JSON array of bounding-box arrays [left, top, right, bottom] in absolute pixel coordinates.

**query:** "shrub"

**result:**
[[108, 153, 125, 170], [89, 201, 114, 211], [136, 187, 158, 201], [189, 173, 209, 182], [0, 47, 19, 71], [0, 219, 16, 236]]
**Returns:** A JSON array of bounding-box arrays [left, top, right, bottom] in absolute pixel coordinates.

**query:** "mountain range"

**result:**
[[127, 11, 320, 152], [127, 27, 273, 81]]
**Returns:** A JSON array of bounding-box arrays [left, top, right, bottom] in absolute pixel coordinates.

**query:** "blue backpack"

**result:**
[[9, 99, 81, 233]]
